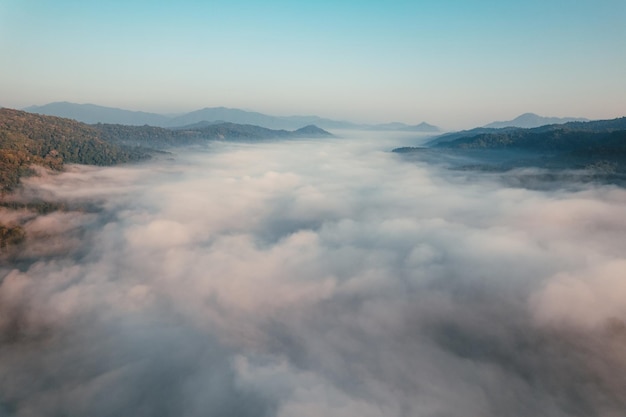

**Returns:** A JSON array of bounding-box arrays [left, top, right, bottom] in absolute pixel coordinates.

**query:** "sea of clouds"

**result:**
[[1, 132, 625, 416]]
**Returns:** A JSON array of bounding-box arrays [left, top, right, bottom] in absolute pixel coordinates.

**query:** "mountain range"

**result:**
[[394, 116, 626, 185], [431, 117, 626, 151], [426, 116, 626, 147], [483, 113, 588, 129], [0, 108, 333, 192], [24, 102, 440, 132]]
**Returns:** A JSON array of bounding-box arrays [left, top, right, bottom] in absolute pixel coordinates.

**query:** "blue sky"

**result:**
[[1, 0, 624, 128]]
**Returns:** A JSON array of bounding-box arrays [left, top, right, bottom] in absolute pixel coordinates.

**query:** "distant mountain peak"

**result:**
[[485, 113, 588, 129], [414, 122, 440, 131], [23, 101, 437, 132], [293, 125, 334, 136], [24, 102, 171, 126], [367, 121, 440, 132]]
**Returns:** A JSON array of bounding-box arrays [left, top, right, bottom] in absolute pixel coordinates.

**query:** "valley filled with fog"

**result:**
[[2, 132, 625, 416]]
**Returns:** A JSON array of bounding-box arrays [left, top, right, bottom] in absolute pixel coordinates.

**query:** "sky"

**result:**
[[1, 0, 625, 129]]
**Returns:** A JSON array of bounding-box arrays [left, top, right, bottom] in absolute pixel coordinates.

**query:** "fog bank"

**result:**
[[1, 133, 625, 416]]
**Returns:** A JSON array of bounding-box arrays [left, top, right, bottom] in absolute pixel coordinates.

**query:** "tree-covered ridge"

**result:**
[[434, 129, 626, 154], [393, 117, 626, 186], [93, 123, 200, 147], [0, 108, 334, 252], [427, 117, 626, 147], [0, 108, 333, 193], [188, 122, 333, 140], [0, 108, 148, 192], [0, 224, 25, 249], [96, 121, 333, 147], [0, 108, 146, 163], [397, 117, 626, 155]]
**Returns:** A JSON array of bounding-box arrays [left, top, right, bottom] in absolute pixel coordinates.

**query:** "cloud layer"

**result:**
[[1, 134, 626, 416]]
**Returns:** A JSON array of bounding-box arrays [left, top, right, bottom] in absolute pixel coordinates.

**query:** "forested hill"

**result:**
[[0, 108, 333, 193], [0, 108, 148, 193], [395, 116, 626, 157], [96, 121, 333, 147], [426, 117, 626, 147], [393, 117, 626, 185], [431, 118, 626, 153]]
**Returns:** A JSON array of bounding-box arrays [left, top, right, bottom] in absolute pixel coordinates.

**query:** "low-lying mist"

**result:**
[[1, 132, 625, 416]]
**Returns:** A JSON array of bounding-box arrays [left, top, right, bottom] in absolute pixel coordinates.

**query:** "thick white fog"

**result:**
[[1, 132, 625, 416]]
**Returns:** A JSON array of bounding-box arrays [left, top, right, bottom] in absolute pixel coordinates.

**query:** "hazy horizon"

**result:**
[[12, 100, 605, 132], [1, 0, 625, 130]]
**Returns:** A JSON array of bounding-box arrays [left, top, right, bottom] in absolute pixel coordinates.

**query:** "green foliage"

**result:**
[[0, 200, 68, 214], [94, 123, 203, 147], [0, 108, 149, 192], [93, 122, 332, 147], [0, 224, 25, 249], [436, 128, 626, 154], [0, 107, 332, 193]]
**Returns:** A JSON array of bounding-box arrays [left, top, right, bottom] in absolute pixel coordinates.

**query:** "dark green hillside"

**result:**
[[0, 108, 333, 193], [394, 117, 626, 186], [410, 116, 626, 157], [548, 117, 626, 132], [0, 108, 333, 252], [94, 121, 333, 147], [0, 108, 148, 192], [192, 122, 333, 139], [186, 122, 291, 140], [0, 224, 25, 249], [435, 129, 626, 153], [293, 124, 335, 136], [427, 117, 626, 146], [93, 123, 201, 147]]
